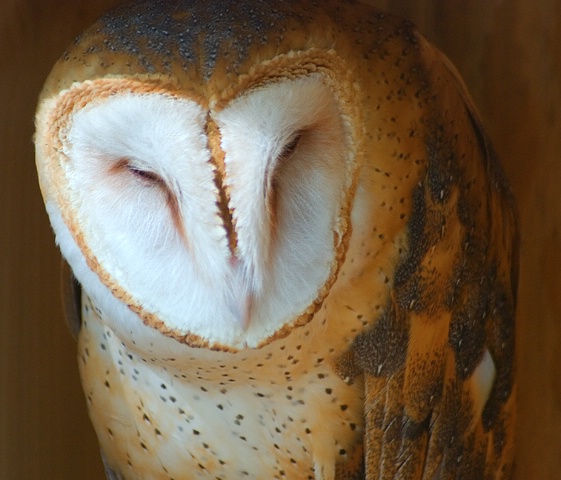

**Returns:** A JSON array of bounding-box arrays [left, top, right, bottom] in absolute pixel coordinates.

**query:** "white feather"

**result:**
[[470, 349, 496, 423], [46, 75, 351, 349]]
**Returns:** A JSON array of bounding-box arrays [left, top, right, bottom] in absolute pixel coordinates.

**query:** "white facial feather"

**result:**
[[213, 76, 349, 336], [47, 199, 186, 358], [50, 75, 350, 349], [62, 94, 242, 341]]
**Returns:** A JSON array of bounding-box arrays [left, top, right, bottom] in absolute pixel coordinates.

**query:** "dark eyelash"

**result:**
[[279, 132, 302, 160], [127, 166, 162, 183], [263, 132, 304, 199]]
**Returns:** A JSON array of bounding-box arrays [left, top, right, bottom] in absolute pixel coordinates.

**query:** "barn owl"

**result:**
[[35, 0, 518, 478]]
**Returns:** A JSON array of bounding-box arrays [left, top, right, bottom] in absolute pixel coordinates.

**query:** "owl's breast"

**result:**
[[78, 293, 366, 479]]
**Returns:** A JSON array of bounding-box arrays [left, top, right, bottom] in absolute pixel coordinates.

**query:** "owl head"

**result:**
[[34, 0, 394, 351]]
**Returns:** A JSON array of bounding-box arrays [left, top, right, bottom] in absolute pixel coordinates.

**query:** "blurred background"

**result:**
[[1, 0, 559, 478]]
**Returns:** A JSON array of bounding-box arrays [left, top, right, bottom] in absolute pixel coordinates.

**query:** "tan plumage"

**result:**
[[35, 1, 518, 479]]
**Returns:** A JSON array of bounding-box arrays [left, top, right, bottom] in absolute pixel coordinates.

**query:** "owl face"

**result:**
[[36, 47, 360, 350]]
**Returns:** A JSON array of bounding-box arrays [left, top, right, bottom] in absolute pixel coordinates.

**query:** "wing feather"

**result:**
[[61, 261, 122, 480], [345, 35, 517, 480], [61, 259, 83, 339]]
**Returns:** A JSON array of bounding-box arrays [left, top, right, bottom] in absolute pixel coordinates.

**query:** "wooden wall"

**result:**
[[1, 1, 559, 478]]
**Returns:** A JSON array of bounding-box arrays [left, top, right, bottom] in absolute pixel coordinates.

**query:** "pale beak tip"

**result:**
[[228, 292, 253, 331], [239, 295, 253, 331]]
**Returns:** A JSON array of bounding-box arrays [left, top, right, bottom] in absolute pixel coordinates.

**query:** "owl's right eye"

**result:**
[[126, 165, 162, 184]]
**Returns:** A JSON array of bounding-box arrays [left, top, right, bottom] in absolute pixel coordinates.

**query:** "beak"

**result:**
[[227, 289, 253, 330], [227, 256, 254, 330]]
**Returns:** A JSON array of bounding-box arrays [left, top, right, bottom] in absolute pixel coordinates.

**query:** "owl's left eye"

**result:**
[[278, 132, 302, 161]]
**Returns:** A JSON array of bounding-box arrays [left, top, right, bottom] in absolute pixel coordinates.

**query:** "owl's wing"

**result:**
[[337, 51, 518, 479], [61, 261, 125, 480], [61, 260, 82, 339], [101, 451, 124, 480]]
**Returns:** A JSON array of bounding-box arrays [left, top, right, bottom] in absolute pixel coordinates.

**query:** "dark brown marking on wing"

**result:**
[[351, 299, 409, 377]]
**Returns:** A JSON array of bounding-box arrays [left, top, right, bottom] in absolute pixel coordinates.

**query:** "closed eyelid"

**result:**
[[111, 157, 164, 185]]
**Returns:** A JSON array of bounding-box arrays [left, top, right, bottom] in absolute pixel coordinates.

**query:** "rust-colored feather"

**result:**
[[347, 32, 517, 479]]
